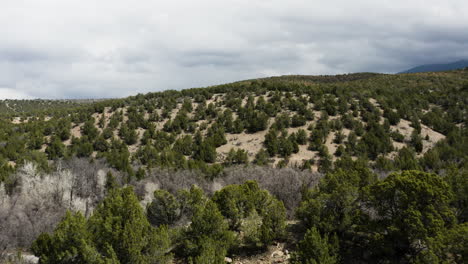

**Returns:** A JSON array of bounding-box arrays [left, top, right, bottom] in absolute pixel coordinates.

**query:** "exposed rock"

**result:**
[[271, 250, 284, 258]]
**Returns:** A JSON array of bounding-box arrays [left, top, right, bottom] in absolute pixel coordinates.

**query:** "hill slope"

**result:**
[[0, 70, 467, 263], [1, 70, 466, 176]]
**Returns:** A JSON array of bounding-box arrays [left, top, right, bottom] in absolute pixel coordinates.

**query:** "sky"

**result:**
[[1, 0, 468, 99]]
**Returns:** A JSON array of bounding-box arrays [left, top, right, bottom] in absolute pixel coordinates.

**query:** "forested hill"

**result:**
[[0, 69, 467, 263], [1, 70, 466, 175], [399, 59, 468, 73], [0, 98, 102, 116]]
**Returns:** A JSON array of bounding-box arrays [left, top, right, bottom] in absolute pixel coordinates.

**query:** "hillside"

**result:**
[[399, 59, 468, 73], [0, 99, 104, 116], [1, 70, 467, 263], [1, 71, 466, 174]]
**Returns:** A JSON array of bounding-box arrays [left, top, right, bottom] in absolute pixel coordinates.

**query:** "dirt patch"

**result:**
[[325, 132, 338, 160], [71, 123, 83, 138], [228, 243, 291, 264], [394, 119, 414, 141], [392, 119, 445, 154], [217, 130, 268, 161], [288, 145, 317, 169], [420, 124, 445, 153]]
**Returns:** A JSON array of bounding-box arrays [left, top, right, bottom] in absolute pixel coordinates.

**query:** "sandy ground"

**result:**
[[288, 144, 317, 167], [391, 119, 445, 154], [71, 123, 83, 138], [217, 130, 269, 161], [325, 131, 338, 161], [228, 242, 292, 264]]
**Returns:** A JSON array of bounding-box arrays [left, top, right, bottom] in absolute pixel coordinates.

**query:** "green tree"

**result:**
[[224, 148, 249, 165], [295, 129, 308, 145], [88, 187, 172, 263], [119, 124, 138, 145], [46, 136, 65, 160], [424, 223, 468, 264], [190, 239, 227, 264], [57, 123, 71, 141], [374, 155, 395, 172], [147, 190, 181, 227], [291, 114, 306, 127], [245, 110, 268, 133], [105, 171, 119, 192], [32, 211, 118, 264], [94, 135, 109, 152], [194, 139, 217, 163], [212, 181, 286, 247], [253, 149, 270, 165], [297, 170, 360, 235], [206, 123, 227, 147], [82, 119, 99, 139], [394, 147, 420, 170], [173, 135, 193, 156], [75, 137, 94, 158], [28, 131, 44, 150], [177, 185, 208, 220], [443, 167, 468, 223], [365, 170, 456, 263], [183, 200, 234, 259], [291, 227, 337, 264], [105, 139, 132, 174], [102, 127, 114, 140], [411, 130, 423, 153]]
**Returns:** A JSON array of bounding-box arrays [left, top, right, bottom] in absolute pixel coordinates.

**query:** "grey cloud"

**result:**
[[0, 48, 49, 62], [0, 0, 467, 99], [178, 50, 241, 67]]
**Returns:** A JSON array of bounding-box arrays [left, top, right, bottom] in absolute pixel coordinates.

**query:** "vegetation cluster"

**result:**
[[0, 70, 467, 263]]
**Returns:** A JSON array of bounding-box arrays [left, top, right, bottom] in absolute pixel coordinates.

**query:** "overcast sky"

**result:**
[[1, 0, 468, 99]]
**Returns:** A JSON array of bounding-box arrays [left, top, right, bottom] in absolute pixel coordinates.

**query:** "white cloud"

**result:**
[[0, 0, 468, 99], [0, 88, 34, 99]]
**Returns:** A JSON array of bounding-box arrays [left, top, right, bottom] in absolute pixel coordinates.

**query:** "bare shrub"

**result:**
[[221, 166, 322, 216], [0, 158, 120, 252], [0, 160, 319, 254], [0, 163, 67, 251], [134, 168, 211, 197], [134, 166, 321, 217]]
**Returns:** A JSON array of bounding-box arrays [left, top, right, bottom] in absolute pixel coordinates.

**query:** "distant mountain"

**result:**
[[399, 59, 468, 74]]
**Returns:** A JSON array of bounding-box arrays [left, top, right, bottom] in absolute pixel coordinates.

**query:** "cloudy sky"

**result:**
[[1, 0, 468, 99]]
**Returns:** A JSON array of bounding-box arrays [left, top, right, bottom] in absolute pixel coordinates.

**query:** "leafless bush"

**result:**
[[133, 168, 211, 207], [0, 251, 38, 264], [221, 166, 322, 216], [0, 160, 319, 254], [58, 158, 124, 216], [0, 163, 67, 252], [134, 166, 321, 217], [0, 158, 120, 253], [134, 168, 210, 195]]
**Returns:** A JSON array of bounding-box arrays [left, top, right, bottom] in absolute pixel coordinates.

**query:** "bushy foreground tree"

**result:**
[[296, 169, 465, 263], [183, 200, 235, 262], [32, 187, 172, 264], [147, 189, 181, 227], [365, 170, 457, 263], [291, 227, 337, 264], [212, 180, 286, 248], [146, 185, 207, 228], [32, 211, 119, 264], [296, 169, 367, 235]]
